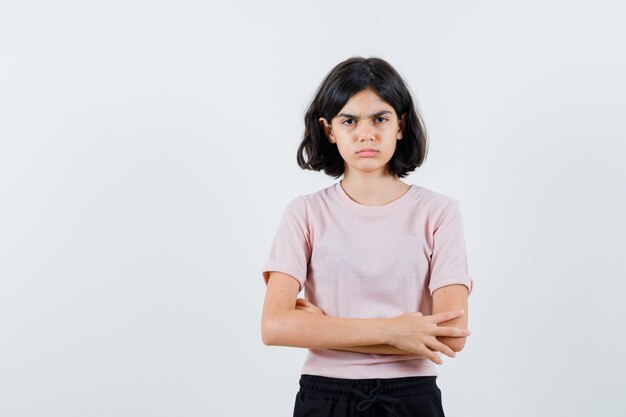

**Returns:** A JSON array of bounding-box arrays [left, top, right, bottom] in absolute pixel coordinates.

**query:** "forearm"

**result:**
[[266, 309, 390, 349], [331, 344, 418, 355]]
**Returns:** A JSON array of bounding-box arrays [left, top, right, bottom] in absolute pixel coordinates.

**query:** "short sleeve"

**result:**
[[261, 196, 311, 292], [428, 199, 474, 296]]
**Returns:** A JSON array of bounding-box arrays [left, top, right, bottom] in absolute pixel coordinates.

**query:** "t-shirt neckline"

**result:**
[[334, 181, 418, 216]]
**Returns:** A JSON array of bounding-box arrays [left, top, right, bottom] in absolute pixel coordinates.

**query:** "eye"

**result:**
[[341, 119, 355, 125], [376, 117, 388, 123]]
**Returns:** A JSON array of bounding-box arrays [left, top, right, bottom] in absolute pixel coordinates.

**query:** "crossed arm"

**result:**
[[262, 272, 470, 356], [296, 284, 469, 354]]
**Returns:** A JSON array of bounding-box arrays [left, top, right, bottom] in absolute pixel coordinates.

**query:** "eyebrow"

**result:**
[[334, 110, 393, 119]]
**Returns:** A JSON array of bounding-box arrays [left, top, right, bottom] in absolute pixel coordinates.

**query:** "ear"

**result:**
[[318, 117, 335, 143], [397, 113, 406, 140]]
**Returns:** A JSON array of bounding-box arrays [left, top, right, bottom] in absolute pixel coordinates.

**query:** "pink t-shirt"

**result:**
[[261, 182, 474, 379]]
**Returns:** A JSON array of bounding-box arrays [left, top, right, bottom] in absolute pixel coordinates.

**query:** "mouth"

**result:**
[[356, 149, 379, 157], [357, 149, 378, 153]]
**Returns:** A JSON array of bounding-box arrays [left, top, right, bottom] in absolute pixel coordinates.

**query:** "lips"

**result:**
[[357, 148, 378, 153]]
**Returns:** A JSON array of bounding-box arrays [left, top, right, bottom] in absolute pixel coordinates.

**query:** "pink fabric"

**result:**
[[261, 182, 474, 378]]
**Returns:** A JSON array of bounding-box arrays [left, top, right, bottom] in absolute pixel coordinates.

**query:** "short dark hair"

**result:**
[[297, 56, 429, 179]]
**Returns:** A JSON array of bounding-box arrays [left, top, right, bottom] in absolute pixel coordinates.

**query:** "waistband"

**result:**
[[298, 373, 439, 415]]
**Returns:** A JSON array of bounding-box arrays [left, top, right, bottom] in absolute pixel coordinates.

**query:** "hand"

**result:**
[[387, 310, 471, 365], [295, 298, 325, 315]]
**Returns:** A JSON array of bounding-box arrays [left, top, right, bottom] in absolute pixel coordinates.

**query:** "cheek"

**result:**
[[338, 146, 352, 159]]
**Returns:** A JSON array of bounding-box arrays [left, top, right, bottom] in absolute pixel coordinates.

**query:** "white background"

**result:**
[[1, 1, 625, 416]]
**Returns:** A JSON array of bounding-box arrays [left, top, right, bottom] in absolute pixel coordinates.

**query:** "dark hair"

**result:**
[[297, 56, 429, 179]]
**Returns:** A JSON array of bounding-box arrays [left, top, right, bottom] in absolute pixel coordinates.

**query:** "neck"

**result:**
[[339, 176, 409, 206]]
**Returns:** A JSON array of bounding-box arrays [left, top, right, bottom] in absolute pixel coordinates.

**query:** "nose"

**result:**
[[356, 121, 376, 141]]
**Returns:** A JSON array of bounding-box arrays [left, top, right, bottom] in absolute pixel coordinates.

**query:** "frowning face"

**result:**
[[319, 87, 405, 177]]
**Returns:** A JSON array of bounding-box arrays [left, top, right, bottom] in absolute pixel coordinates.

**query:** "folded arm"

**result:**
[[262, 272, 391, 349], [301, 284, 470, 354]]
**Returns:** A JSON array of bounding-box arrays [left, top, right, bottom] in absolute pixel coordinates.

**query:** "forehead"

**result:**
[[338, 88, 394, 113]]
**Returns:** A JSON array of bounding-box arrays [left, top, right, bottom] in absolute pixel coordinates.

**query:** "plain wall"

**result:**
[[1, 1, 625, 416]]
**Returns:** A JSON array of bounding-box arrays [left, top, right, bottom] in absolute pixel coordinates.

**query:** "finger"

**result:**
[[431, 309, 464, 324], [433, 326, 472, 337], [300, 299, 324, 314], [296, 305, 324, 315], [426, 339, 456, 359], [298, 299, 317, 308], [422, 348, 443, 365]]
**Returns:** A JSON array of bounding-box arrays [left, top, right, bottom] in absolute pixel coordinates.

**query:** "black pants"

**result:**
[[293, 374, 445, 417]]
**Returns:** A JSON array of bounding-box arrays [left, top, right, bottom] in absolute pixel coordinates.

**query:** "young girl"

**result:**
[[261, 56, 474, 417]]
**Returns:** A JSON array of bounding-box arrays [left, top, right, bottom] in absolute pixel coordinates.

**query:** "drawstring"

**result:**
[[350, 379, 401, 415]]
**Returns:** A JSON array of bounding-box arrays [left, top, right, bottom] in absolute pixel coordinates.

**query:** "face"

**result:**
[[319, 88, 405, 177]]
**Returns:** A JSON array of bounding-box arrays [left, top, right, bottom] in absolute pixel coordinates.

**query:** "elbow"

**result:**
[[261, 313, 285, 346], [261, 319, 277, 345], [439, 336, 467, 353], [452, 339, 466, 353]]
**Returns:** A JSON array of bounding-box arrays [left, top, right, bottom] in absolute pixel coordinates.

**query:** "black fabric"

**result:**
[[293, 374, 445, 417]]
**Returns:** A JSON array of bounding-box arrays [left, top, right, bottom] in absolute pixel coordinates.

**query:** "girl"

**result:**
[[261, 56, 474, 417]]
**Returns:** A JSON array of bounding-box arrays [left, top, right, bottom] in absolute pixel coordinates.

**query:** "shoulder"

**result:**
[[281, 183, 333, 218], [412, 186, 467, 232], [280, 195, 308, 222], [414, 185, 460, 211], [286, 184, 334, 211]]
